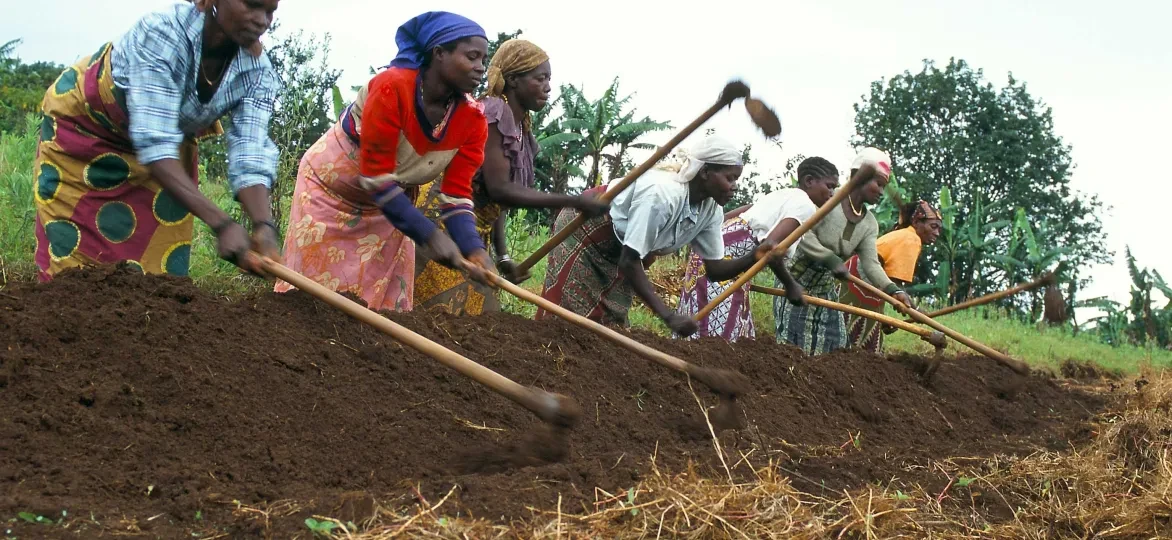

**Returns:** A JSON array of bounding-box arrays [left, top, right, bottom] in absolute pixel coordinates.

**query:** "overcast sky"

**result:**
[[4, 0, 1169, 311]]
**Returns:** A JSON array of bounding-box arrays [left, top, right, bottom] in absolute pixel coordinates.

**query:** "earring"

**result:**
[[211, 5, 218, 18]]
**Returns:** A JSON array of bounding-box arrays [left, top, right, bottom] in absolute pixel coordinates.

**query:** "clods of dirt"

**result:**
[[0, 266, 1106, 537]]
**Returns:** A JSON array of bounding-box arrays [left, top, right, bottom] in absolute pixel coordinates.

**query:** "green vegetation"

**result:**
[[0, 28, 1163, 373], [884, 307, 1172, 373], [0, 114, 37, 281], [0, 39, 63, 135], [855, 58, 1109, 312]]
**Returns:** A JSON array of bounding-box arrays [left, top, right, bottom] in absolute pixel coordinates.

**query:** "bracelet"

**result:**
[[256, 220, 279, 233], [496, 254, 513, 264]]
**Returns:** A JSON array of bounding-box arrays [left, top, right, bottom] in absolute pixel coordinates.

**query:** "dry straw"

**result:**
[[225, 372, 1170, 539]]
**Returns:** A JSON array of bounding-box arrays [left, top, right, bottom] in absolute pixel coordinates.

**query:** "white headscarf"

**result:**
[[851, 147, 892, 179], [656, 134, 744, 183]]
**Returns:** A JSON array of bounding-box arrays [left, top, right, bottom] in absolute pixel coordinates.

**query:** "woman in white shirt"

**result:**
[[675, 157, 841, 341], [537, 135, 778, 337]]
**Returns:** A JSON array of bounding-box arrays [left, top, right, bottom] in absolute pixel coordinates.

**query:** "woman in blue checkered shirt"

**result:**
[[33, 0, 280, 280]]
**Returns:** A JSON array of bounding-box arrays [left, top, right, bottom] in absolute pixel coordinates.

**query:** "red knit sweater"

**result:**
[[357, 67, 487, 208]]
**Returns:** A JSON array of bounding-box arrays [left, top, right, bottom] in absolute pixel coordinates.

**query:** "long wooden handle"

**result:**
[[693, 173, 867, 321], [487, 273, 693, 374], [517, 95, 741, 274], [261, 257, 553, 417], [845, 274, 1030, 375], [748, 284, 935, 338], [918, 273, 1055, 320]]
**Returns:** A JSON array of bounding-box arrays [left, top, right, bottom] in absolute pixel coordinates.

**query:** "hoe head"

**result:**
[[715, 80, 782, 139], [920, 332, 947, 382], [745, 98, 782, 138], [531, 389, 582, 430], [687, 366, 752, 431]]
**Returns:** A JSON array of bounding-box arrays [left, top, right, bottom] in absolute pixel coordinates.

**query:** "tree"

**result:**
[[559, 79, 671, 187], [853, 58, 1110, 310], [475, 30, 523, 97], [722, 141, 794, 211], [199, 24, 342, 235], [0, 39, 63, 134]]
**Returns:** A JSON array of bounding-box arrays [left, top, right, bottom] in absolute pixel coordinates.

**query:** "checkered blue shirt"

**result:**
[[111, 2, 279, 193]]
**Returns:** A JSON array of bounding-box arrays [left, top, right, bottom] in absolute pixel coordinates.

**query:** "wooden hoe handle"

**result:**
[[260, 256, 560, 419], [844, 274, 1030, 375], [918, 273, 1056, 320], [517, 84, 750, 274], [487, 272, 698, 375], [749, 284, 933, 338]]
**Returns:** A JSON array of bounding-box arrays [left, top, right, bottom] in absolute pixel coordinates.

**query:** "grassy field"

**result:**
[[2, 116, 1169, 373]]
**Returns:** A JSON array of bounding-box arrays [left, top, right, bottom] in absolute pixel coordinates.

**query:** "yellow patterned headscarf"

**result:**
[[484, 39, 549, 98]]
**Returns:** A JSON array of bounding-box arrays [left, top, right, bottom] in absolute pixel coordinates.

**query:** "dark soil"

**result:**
[[0, 266, 1106, 538]]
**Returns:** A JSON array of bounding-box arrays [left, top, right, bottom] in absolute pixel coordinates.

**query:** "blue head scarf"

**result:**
[[389, 11, 486, 69]]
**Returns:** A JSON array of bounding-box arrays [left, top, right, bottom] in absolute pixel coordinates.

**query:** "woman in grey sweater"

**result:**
[[774, 148, 915, 354]]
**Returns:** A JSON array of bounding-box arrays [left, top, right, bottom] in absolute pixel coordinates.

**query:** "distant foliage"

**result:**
[[854, 58, 1110, 313], [1078, 248, 1171, 349], [0, 40, 64, 135]]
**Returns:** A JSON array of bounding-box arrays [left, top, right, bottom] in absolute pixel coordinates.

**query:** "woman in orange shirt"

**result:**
[[840, 201, 942, 352]]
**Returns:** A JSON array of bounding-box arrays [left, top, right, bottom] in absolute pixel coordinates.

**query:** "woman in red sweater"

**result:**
[[276, 12, 493, 311]]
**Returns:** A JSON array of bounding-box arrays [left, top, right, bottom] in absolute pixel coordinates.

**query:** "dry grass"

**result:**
[[252, 372, 1170, 539]]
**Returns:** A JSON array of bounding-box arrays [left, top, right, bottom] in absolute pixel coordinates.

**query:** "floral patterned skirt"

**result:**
[[274, 124, 416, 312]]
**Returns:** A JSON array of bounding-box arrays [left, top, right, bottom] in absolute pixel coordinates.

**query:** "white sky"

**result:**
[[4, 0, 1169, 311]]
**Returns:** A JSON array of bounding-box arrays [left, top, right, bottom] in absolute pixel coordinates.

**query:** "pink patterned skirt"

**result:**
[[274, 124, 417, 312]]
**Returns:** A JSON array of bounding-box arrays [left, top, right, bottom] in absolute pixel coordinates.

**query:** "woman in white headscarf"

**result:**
[[537, 134, 781, 336]]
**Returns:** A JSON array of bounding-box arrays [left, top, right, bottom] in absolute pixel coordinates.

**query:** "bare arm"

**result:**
[[481, 128, 582, 209], [702, 252, 759, 282], [491, 212, 508, 259], [150, 159, 233, 227], [618, 246, 671, 319]]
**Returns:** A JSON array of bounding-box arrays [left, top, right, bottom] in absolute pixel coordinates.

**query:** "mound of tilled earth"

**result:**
[[0, 265, 1104, 537]]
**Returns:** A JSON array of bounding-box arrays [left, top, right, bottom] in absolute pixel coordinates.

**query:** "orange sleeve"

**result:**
[[357, 80, 402, 181], [876, 228, 922, 283], [438, 111, 487, 202]]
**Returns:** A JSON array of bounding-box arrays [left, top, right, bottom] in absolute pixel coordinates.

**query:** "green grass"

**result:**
[[0, 114, 39, 283], [883, 307, 1172, 373]]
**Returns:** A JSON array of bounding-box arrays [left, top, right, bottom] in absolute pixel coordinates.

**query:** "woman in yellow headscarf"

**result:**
[[413, 38, 608, 315]]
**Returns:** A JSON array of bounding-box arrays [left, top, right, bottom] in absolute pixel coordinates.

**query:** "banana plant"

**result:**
[[331, 85, 345, 121], [917, 187, 1008, 302], [1076, 296, 1129, 346]]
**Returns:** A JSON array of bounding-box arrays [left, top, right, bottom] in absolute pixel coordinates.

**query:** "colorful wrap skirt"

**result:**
[[411, 180, 500, 316], [34, 42, 216, 281], [675, 217, 757, 341], [536, 187, 632, 326], [839, 254, 889, 353], [274, 124, 416, 312]]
